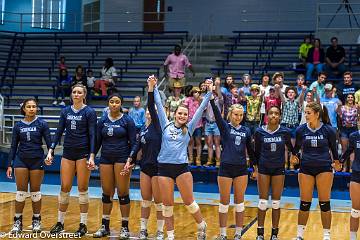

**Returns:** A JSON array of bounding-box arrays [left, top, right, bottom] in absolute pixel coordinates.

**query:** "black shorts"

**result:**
[[299, 165, 333, 177], [63, 147, 89, 161], [100, 156, 127, 164], [218, 163, 248, 178], [351, 170, 360, 184], [258, 166, 285, 176], [141, 164, 158, 178], [157, 163, 189, 180], [13, 157, 44, 170]]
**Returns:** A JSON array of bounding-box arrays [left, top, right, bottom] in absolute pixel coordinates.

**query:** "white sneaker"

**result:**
[[52, 100, 58, 105], [59, 101, 66, 106], [156, 231, 164, 240]]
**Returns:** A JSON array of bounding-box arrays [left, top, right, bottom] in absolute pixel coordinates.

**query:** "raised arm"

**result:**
[[7, 125, 19, 168], [50, 109, 66, 149], [188, 91, 212, 134], [210, 98, 227, 134], [147, 84, 161, 132]]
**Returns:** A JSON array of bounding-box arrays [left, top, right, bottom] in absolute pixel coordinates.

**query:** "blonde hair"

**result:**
[[71, 83, 87, 104], [174, 104, 189, 135], [227, 104, 244, 121]]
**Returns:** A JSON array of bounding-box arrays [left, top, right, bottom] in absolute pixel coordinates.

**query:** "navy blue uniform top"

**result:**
[[210, 99, 255, 166], [294, 123, 338, 167], [341, 131, 360, 172], [51, 105, 97, 154], [8, 117, 52, 167], [96, 112, 137, 161], [254, 126, 295, 168], [132, 91, 162, 166]]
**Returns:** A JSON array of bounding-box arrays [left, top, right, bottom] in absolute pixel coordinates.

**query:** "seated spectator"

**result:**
[[164, 45, 195, 89], [306, 38, 325, 81], [71, 65, 87, 87], [58, 56, 67, 71], [298, 35, 313, 66], [53, 69, 71, 106], [309, 72, 327, 99], [325, 37, 346, 78], [87, 69, 95, 89], [94, 58, 118, 96], [165, 81, 185, 120], [221, 74, 234, 94], [128, 96, 146, 135]]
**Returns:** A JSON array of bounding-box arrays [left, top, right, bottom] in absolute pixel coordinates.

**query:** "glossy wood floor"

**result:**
[[0, 194, 356, 239]]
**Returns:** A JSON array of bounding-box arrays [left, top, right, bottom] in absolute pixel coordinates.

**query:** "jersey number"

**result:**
[[235, 136, 241, 145], [311, 139, 317, 147], [270, 143, 277, 152], [71, 120, 76, 130], [107, 127, 113, 136], [26, 132, 31, 141]]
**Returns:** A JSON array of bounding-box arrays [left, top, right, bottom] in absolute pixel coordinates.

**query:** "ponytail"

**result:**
[[306, 102, 330, 125]]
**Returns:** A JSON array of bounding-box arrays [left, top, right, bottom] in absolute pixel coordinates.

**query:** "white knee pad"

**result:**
[[162, 205, 174, 218], [58, 191, 70, 205], [185, 201, 200, 214], [141, 199, 152, 208], [16, 191, 27, 202], [258, 199, 268, 211], [271, 200, 280, 210], [155, 203, 163, 212], [351, 208, 360, 218], [235, 202, 245, 213], [79, 191, 89, 204], [218, 203, 229, 213], [30, 191, 41, 202]]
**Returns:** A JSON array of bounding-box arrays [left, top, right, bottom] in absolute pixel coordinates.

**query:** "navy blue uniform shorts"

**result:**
[[13, 157, 44, 170], [141, 164, 158, 178], [100, 156, 127, 164], [351, 170, 360, 184], [158, 163, 189, 180], [63, 147, 89, 161], [299, 165, 333, 177], [258, 165, 285, 176], [218, 163, 248, 178]]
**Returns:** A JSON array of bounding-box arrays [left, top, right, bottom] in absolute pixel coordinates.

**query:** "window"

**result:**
[[1, 0, 5, 24], [32, 0, 66, 29]]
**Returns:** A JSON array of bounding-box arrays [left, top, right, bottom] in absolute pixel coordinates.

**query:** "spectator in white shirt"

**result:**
[[94, 58, 118, 96]]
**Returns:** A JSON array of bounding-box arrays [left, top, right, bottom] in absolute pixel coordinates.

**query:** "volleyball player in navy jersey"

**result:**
[[253, 106, 295, 240], [340, 131, 360, 240], [45, 84, 97, 237], [210, 99, 255, 240], [123, 77, 164, 239], [6, 98, 51, 234], [150, 77, 212, 240], [291, 102, 342, 240], [93, 93, 137, 239]]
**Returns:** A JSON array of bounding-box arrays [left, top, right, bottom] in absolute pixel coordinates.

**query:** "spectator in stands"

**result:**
[[272, 72, 288, 94], [71, 65, 87, 87], [242, 84, 263, 135], [94, 58, 118, 96], [338, 93, 358, 171], [309, 72, 327, 99], [306, 38, 325, 81], [296, 74, 306, 98], [128, 96, 146, 135], [53, 69, 72, 106], [321, 83, 342, 130], [355, 87, 360, 105], [325, 37, 346, 78], [221, 74, 234, 95], [259, 73, 271, 124], [299, 87, 320, 125], [239, 73, 252, 96], [336, 71, 357, 104], [357, 34, 360, 65], [263, 86, 282, 125], [163, 45, 195, 89], [183, 87, 203, 166], [58, 56, 67, 71], [223, 84, 242, 119], [165, 81, 185, 121], [86, 69, 95, 95], [298, 35, 313, 66]]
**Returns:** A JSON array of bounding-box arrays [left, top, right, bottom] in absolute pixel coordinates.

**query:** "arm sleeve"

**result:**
[[341, 134, 355, 163], [7, 125, 20, 168], [95, 118, 104, 155], [163, 55, 170, 66], [51, 109, 66, 149], [328, 125, 339, 160], [253, 131, 261, 166], [130, 133, 142, 161], [88, 109, 98, 154], [127, 118, 138, 159], [246, 130, 256, 167], [293, 127, 303, 154], [41, 120, 52, 149], [210, 98, 227, 134], [285, 130, 296, 155], [154, 87, 169, 130], [148, 92, 161, 132], [188, 92, 211, 134]]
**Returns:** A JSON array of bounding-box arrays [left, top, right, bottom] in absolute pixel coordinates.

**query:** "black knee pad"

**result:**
[[102, 194, 112, 204], [300, 201, 311, 211], [319, 201, 331, 212], [119, 195, 130, 205]]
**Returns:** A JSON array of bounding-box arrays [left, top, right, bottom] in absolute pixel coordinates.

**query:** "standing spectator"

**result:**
[[309, 72, 327, 99], [242, 84, 263, 135], [94, 58, 118, 96], [128, 96, 146, 135], [263, 86, 282, 125], [306, 38, 325, 81], [165, 82, 185, 121], [53, 69, 72, 106], [299, 35, 313, 66], [164, 45, 195, 89], [296, 74, 306, 99], [58, 56, 67, 71], [300, 88, 320, 125], [71, 65, 87, 87], [272, 72, 288, 94], [183, 87, 203, 166], [239, 74, 252, 96], [223, 84, 242, 119], [221, 74, 234, 95], [336, 72, 357, 104], [259, 73, 272, 123], [325, 37, 346, 78], [321, 83, 342, 130]]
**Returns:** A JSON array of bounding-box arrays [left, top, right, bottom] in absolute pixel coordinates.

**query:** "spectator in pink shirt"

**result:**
[[58, 56, 67, 71], [164, 45, 195, 89]]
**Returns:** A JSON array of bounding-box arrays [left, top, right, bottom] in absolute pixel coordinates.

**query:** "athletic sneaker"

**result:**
[[197, 228, 206, 240], [323, 236, 331, 240], [139, 229, 148, 239], [215, 235, 227, 240], [256, 236, 265, 240], [120, 227, 130, 239], [74, 223, 87, 237], [155, 231, 164, 240], [234, 233, 242, 240], [32, 216, 41, 233], [10, 216, 22, 234], [165, 236, 174, 240], [271, 235, 279, 240], [93, 224, 110, 238], [50, 222, 64, 234], [294, 237, 304, 240]]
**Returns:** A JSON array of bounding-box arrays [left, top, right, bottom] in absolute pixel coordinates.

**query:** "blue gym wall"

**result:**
[[0, 0, 82, 32]]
